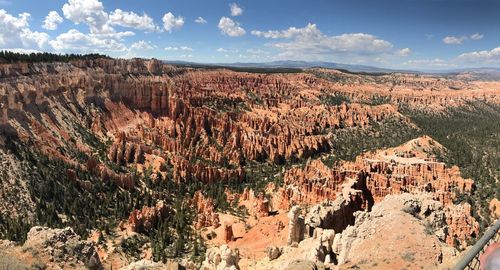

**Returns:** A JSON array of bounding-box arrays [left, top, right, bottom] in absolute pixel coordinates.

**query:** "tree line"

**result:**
[[0, 51, 110, 63]]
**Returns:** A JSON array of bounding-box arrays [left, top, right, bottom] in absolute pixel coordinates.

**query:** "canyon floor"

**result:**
[[0, 57, 498, 269]]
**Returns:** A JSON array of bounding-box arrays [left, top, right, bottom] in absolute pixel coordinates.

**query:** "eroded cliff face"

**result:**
[[277, 136, 478, 247], [0, 58, 495, 269]]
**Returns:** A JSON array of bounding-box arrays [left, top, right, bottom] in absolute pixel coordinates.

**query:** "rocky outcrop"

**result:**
[[128, 200, 170, 233], [193, 191, 220, 229], [278, 136, 478, 247], [287, 206, 305, 245], [254, 194, 270, 217], [304, 186, 364, 237], [283, 260, 325, 270], [120, 259, 186, 270], [201, 245, 240, 270], [223, 223, 234, 243], [444, 203, 480, 249], [331, 193, 458, 267], [24, 226, 101, 270], [107, 133, 146, 165], [266, 246, 282, 261]]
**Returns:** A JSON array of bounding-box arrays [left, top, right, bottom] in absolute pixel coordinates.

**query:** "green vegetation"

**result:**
[[170, 63, 303, 74], [0, 51, 110, 63], [1, 140, 137, 240], [319, 94, 351, 106], [325, 117, 420, 163], [120, 235, 148, 260], [402, 101, 500, 232], [0, 140, 207, 262], [401, 252, 416, 263]]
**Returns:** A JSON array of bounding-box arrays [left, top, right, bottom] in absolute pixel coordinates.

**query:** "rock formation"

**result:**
[[193, 191, 221, 229], [128, 200, 170, 233], [287, 206, 305, 245], [0, 57, 495, 269], [266, 246, 282, 261], [23, 226, 101, 270], [331, 193, 459, 267], [444, 203, 480, 249], [278, 136, 478, 246], [283, 260, 325, 270], [223, 223, 234, 243], [201, 245, 240, 270]]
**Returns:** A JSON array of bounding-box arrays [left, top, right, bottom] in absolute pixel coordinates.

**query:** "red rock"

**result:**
[[128, 200, 169, 233], [193, 191, 220, 229], [223, 223, 234, 243]]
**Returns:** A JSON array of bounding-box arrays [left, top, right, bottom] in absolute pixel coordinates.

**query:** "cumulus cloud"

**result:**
[[131, 40, 155, 50], [216, 47, 228, 52], [470, 33, 484, 40], [0, 9, 49, 49], [162, 12, 184, 32], [218, 17, 245, 37], [42, 11, 63, 30], [396, 48, 411, 57], [109, 9, 159, 32], [195, 16, 207, 24], [442, 36, 467, 45], [251, 24, 323, 39], [62, 0, 112, 34], [251, 23, 396, 61], [165, 46, 193, 51], [229, 3, 243, 16], [457, 47, 500, 65], [50, 29, 128, 52], [63, 0, 162, 34], [60, 0, 163, 53]]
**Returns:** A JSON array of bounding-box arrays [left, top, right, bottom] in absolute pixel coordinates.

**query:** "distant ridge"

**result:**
[[163, 60, 418, 73], [163, 59, 500, 75]]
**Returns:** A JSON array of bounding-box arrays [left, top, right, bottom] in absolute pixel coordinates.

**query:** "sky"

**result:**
[[0, 0, 499, 70]]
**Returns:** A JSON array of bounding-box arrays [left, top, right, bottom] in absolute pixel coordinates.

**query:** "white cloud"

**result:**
[[131, 40, 155, 50], [195, 16, 207, 24], [216, 47, 227, 52], [49, 29, 127, 52], [109, 9, 158, 32], [442, 36, 467, 45], [218, 16, 245, 37], [42, 11, 63, 30], [180, 46, 193, 51], [62, 0, 112, 34], [162, 12, 184, 32], [0, 9, 49, 49], [396, 48, 411, 57], [180, 54, 193, 58], [165, 46, 193, 51], [90, 31, 134, 40], [251, 24, 323, 39], [457, 47, 500, 65], [470, 33, 484, 40], [229, 3, 243, 16], [252, 23, 395, 62]]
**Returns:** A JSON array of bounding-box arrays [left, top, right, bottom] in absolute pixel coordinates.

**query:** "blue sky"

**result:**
[[0, 0, 499, 69]]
